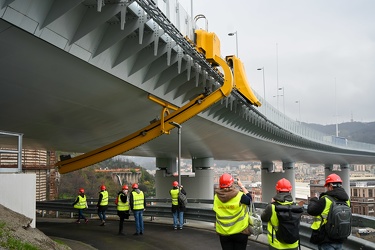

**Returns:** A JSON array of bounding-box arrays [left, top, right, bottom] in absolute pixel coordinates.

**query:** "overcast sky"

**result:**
[[177, 0, 375, 125]]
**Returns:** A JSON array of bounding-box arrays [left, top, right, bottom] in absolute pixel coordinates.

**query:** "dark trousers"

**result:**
[[219, 233, 248, 250], [77, 209, 86, 221], [117, 211, 129, 233]]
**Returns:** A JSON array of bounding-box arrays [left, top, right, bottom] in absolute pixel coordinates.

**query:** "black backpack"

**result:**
[[324, 195, 352, 240], [178, 190, 188, 206], [273, 203, 304, 244]]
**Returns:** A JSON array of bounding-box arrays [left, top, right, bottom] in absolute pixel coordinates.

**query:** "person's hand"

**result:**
[[237, 179, 243, 187], [271, 198, 275, 202], [180, 185, 183, 188]]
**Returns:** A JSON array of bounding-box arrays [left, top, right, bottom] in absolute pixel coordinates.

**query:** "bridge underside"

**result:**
[[1, 1, 375, 166]]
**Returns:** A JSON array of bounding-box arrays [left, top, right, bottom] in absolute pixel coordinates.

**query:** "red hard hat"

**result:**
[[324, 174, 343, 187], [275, 178, 292, 192], [122, 185, 128, 190], [79, 188, 84, 193], [132, 183, 138, 189], [100, 185, 106, 191], [219, 173, 234, 188], [172, 181, 179, 187]]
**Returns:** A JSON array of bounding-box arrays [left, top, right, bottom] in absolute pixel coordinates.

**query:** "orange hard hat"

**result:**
[[122, 185, 128, 190], [132, 183, 138, 189], [172, 181, 179, 187], [324, 174, 343, 187], [219, 173, 234, 188], [275, 178, 292, 192], [79, 188, 84, 193], [100, 185, 106, 191]]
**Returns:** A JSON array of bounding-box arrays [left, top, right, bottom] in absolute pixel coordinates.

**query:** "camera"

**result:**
[[234, 178, 238, 185]]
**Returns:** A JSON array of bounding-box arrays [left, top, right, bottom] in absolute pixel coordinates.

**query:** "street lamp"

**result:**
[[169, 121, 182, 186], [295, 101, 301, 124], [279, 87, 285, 115], [257, 67, 266, 103], [228, 31, 238, 57]]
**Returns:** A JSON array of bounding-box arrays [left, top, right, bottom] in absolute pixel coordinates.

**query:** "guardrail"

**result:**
[[36, 199, 375, 250]]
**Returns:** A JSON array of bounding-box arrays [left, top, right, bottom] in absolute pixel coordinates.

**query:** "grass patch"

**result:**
[[54, 238, 68, 246], [0, 221, 38, 250]]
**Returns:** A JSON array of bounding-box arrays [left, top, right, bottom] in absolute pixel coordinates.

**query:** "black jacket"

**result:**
[[307, 187, 350, 244]]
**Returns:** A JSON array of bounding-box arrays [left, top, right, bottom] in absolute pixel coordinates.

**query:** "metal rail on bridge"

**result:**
[[36, 199, 375, 250]]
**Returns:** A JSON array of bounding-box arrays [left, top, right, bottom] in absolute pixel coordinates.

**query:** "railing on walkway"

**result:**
[[36, 199, 375, 250]]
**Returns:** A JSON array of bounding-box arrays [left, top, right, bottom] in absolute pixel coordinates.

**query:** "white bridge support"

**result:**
[[155, 157, 214, 199], [261, 161, 296, 203]]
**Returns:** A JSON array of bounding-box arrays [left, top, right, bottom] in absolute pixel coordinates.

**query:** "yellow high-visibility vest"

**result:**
[[132, 191, 145, 210], [74, 195, 86, 209], [117, 193, 130, 211], [99, 190, 108, 206], [170, 189, 179, 205], [213, 192, 249, 235]]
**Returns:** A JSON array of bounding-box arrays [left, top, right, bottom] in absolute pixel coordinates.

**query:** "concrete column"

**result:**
[[261, 161, 273, 202], [192, 157, 213, 172], [261, 161, 295, 202], [324, 164, 334, 173], [156, 157, 176, 175], [155, 168, 214, 199], [283, 162, 296, 200], [340, 164, 350, 195], [155, 157, 214, 199]]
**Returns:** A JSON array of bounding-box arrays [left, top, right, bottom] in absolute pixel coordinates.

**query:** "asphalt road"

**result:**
[[37, 218, 269, 250]]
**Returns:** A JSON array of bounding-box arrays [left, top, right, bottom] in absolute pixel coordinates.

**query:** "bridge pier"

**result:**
[[155, 157, 214, 199], [324, 164, 350, 194], [261, 161, 296, 202]]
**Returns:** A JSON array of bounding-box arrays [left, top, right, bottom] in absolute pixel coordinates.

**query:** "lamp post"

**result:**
[[257, 67, 266, 102], [228, 31, 238, 57], [279, 87, 285, 115], [295, 101, 301, 124], [169, 121, 182, 185]]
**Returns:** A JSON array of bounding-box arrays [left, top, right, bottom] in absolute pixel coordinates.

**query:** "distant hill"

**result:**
[[306, 122, 375, 144]]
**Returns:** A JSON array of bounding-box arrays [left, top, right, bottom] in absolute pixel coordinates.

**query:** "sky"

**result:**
[[176, 0, 375, 125]]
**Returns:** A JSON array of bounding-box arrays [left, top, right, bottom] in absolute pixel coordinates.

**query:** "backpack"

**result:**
[[178, 190, 188, 206], [273, 203, 304, 244], [324, 195, 352, 240]]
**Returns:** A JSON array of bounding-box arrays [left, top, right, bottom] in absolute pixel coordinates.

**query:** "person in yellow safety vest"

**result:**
[[169, 181, 187, 230], [96, 185, 108, 226], [116, 184, 130, 235], [72, 188, 88, 224], [129, 183, 146, 236], [307, 173, 351, 250], [213, 173, 252, 250], [261, 178, 299, 250]]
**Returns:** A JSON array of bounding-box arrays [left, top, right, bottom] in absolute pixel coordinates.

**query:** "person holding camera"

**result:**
[[169, 181, 187, 230], [213, 173, 252, 250]]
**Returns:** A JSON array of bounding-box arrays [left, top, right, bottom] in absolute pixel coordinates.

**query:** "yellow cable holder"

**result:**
[[147, 94, 178, 134]]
